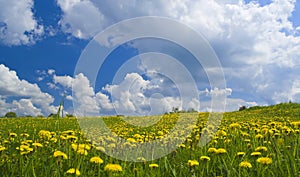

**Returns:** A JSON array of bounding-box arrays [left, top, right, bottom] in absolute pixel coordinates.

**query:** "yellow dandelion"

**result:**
[[179, 144, 186, 148], [66, 135, 78, 141], [224, 139, 231, 143], [200, 156, 211, 161], [66, 168, 80, 176], [78, 144, 91, 150], [76, 148, 88, 156], [229, 123, 241, 129], [137, 157, 146, 162], [255, 134, 264, 139], [0, 146, 6, 151], [32, 143, 43, 147], [255, 146, 267, 152], [62, 130, 75, 135], [38, 130, 52, 139], [104, 164, 122, 172], [90, 156, 103, 164], [95, 146, 105, 152], [20, 149, 33, 155], [149, 163, 159, 168], [188, 160, 199, 167], [20, 133, 30, 138], [239, 161, 252, 168], [251, 152, 261, 156], [257, 157, 272, 165], [127, 138, 137, 143], [53, 150, 68, 159], [50, 138, 57, 143], [157, 131, 164, 136], [215, 148, 227, 154], [237, 152, 246, 156], [207, 147, 217, 153], [244, 139, 251, 143], [9, 133, 17, 137]]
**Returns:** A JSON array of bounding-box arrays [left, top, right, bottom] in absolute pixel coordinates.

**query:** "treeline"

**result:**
[[0, 111, 75, 118]]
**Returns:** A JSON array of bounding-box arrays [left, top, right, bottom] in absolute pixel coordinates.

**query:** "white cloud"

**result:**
[[272, 79, 300, 103], [95, 92, 113, 110], [4, 0, 295, 115], [54, 75, 74, 88], [11, 99, 42, 116], [82, 0, 300, 106], [56, 0, 106, 39], [0, 64, 57, 116], [48, 69, 55, 75], [206, 88, 232, 97], [0, 0, 44, 45], [54, 73, 101, 116], [53, 71, 206, 116]]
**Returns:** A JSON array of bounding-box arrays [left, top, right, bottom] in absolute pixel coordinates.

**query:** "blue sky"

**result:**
[[0, 0, 300, 117]]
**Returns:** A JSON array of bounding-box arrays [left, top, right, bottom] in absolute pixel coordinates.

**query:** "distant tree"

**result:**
[[172, 107, 179, 113], [37, 115, 45, 118], [239, 106, 247, 111], [4, 112, 17, 118], [66, 114, 74, 118], [187, 108, 197, 113], [48, 113, 58, 118]]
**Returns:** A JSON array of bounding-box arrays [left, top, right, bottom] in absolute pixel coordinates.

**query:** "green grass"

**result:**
[[0, 103, 299, 177]]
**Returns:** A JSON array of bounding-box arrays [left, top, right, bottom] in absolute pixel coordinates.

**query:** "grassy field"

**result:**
[[0, 103, 299, 177]]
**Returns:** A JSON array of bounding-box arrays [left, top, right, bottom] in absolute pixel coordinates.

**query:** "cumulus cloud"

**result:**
[[0, 64, 56, 116], [200, 88, 232, 97], [2, 0, 297, 115], [56, 0, 106, 39], [11, 99, 42, 116], [0, 0, 44, 46], [54, 73, 102, 116], [54, 71, 210, 116]]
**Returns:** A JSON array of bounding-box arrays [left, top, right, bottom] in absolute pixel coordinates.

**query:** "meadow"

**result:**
[[0, 103, 299, 177]]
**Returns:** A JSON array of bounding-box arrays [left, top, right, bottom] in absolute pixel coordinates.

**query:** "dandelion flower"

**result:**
[[188, 160, 199, 167], [239, 161, 252, 168], [127, 138, 137, 143], [137, 157, 146, 162], [66, 168, 80, 176], [95, 146, 105, 152], [0, 146, 6, 151], [251, 152, 261, 156], [38, 130, 52, 139], [237, 152, 246, 156], [149, 163, 159, 168], [179, 144, 186, 148], [20, 133, 30, 138], [104, 164, 122, 172], [200, 156, 211, 161], [53, 150, 68, 159], [9, 133, 17, 137], [90, 156, 103, 164], [244, 139, 251, 143], [76, 148, 88, 156], [255, 134, 264, 139], [255, 146, 267, 152], [256, 157, 272, 165], [229, 123, 241, 129], [32, 143, 43, 147], [207, 147, 217, 153], [215, 148, 227, 154]]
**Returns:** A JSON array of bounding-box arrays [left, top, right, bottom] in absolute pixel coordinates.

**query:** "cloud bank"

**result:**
[[0, 64, 56, 116]]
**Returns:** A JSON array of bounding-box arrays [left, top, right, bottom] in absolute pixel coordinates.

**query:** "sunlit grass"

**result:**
[[0, 103, 299, 176]]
